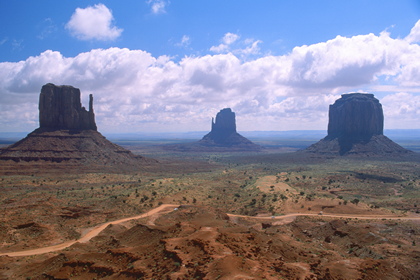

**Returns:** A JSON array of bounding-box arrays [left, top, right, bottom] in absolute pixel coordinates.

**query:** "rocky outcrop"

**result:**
[[211, 108, 237, 136], [0, 83, 157, 171], [327, 93, 383, 141], [199, 108, 261, 150], [202, 108, 237, 145], [39, 83, 97, 130], [305, 93, 411, 156], [162, 108, 261, 152]]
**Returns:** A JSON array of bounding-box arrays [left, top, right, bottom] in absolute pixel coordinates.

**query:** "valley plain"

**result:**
[[0, 136, 419, 279]]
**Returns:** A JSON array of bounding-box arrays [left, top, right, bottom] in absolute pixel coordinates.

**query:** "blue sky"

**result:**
[[1, 0, 420, 133]]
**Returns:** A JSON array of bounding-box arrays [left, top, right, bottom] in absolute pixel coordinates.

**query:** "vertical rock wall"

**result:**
[[39, 83, 97, 130], [305, 92, 410, 155], [211, 108, 237, 135], [327, 93, 383, 141]]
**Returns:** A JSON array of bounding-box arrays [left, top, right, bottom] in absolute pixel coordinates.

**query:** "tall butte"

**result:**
[[199, 108, 261, 150], [305, 93, 411, 156], [0, 83, 156, 172], [39, 83, 97, 130]]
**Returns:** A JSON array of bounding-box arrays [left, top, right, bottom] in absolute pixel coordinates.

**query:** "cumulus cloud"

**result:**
[[210, 33, 262, 59], [223, 33, 240, 45], [405, 20, 420, 43], [1, 20, 420, 132], [66, 4, 123, 41], [147, 0, 169, 14], [381, 92, 420, 128], [210, 33, 240, 53], [240, 39, 262, 56], [209, 44, 228, 54]]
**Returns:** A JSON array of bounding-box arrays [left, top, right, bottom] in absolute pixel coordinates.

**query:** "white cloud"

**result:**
[[405, 20, 420, 43], [176, 35, 190, 48], [381, 92, 420, 128], [209, 44, 229, 53], [222, 33, 240, 45], [239, 40, 262, 56], [2, 21, 420, 132], [210, 32, 240, 53], [66, 4, 123, 41], [147, 0, 168, 14], [210, 33, 262, 58]]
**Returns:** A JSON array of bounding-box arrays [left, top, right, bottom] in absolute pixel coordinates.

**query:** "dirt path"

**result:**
[[0, 204, 179, 257], [228, 212, 420, 220], [1, 204, 419, 257]]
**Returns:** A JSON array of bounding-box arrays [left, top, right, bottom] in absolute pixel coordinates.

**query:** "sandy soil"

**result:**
[[1, 204, 419, 279], [1, 150, 419, 279], [2, 205, 419, 280], [255, 175, 297, 193], [0, 204, 179, 257]]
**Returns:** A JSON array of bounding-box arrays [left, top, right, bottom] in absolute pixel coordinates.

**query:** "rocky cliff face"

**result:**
[[39, 83, 97, 130], [327, 93, 383, 141], [211, 108, 237, 135], [305, 93, 411, 156], [206, 108, 237, 144], [198, 108, 261, 150]]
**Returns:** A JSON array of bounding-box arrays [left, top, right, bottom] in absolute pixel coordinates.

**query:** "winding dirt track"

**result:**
[[1, 204, 419, 257], [0, 204, 180, 257], [227, 212, 420, 220]]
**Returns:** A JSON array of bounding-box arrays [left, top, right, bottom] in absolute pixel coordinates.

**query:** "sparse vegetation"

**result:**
[[0, 146, 419, 279]]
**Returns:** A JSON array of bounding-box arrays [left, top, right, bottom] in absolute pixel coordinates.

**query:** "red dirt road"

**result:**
[[227, 212, 420, 220], [0, 204, 179, 257], [1, 204, 419, 257]]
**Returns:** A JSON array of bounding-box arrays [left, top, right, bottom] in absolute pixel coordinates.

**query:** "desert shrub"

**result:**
[[351, 198, 360, 205]]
